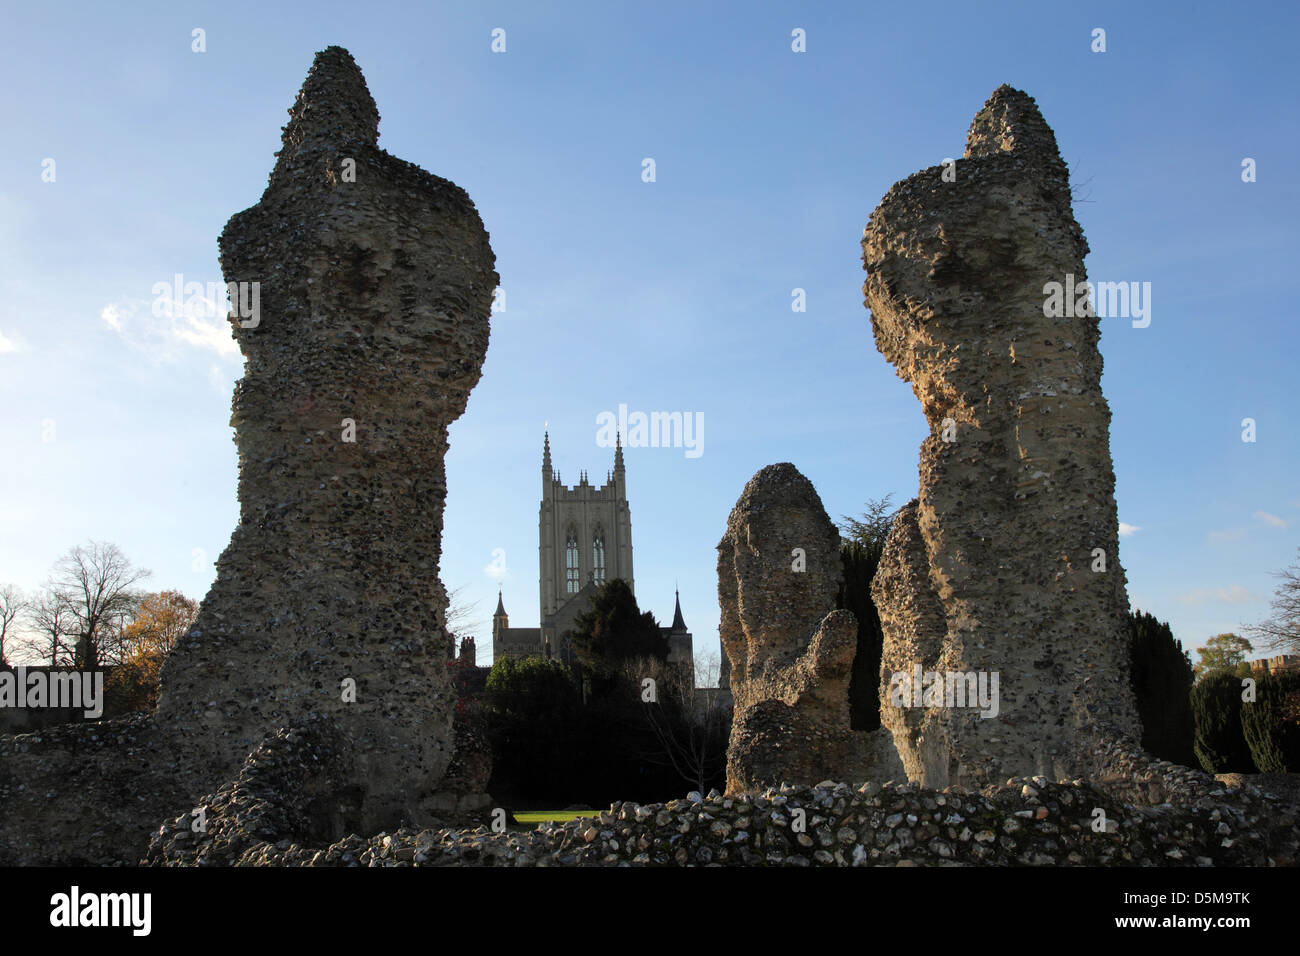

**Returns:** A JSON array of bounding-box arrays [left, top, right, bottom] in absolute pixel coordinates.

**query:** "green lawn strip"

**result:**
[[511, 810, 593, 827]]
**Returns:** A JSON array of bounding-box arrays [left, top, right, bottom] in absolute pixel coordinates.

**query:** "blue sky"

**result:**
[[1, 0, 1297, 673]]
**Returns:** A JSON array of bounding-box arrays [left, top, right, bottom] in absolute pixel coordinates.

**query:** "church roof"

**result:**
[[557, 580, 601, 612]]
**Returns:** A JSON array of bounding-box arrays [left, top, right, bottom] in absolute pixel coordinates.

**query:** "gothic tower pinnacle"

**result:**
[[671, 588, 687, 631]]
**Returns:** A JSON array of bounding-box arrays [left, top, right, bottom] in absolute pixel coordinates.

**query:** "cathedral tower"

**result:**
[[538, 431, 634, 631], [493, 430, 689, 679]]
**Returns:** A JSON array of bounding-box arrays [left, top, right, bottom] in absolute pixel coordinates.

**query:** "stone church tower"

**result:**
[[492, 431, 691, 676], [539, 430, 634, 631]]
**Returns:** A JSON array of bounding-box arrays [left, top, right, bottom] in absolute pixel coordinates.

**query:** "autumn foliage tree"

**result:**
[[1193, 633, 1254, 682], [103, 590, 197, 713]]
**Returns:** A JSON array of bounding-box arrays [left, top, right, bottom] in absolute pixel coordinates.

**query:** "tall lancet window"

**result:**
[[565, 530, 580, 593], [592, 531, 606, 585]]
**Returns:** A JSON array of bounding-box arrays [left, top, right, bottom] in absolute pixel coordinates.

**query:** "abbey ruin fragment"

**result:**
[[1, 54, 1295, 869]]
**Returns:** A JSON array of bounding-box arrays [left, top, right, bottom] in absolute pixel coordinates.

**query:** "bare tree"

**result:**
[[0, 584, 28, 666], [445, 584, 483, 652], [694, 650, 722, 689], [619, 654, 730, 795], [20, 587, 75, 664], [48, 541, 151, 670], [1243, 547, 1300, 655]]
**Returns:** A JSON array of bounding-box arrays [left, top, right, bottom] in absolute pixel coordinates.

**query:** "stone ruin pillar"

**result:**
[[0, 47, 497, 864], [862, 86, 1141, 789], [154, 45, 498, 832], [717, 463, 872, 793]]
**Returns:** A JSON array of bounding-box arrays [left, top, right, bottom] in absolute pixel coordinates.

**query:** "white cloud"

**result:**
[[172, 311, 240, 357], [99, 293, 240, 361], [1177, 585, 1256, 606], [1119, 522, 1140, 537], [1209, 510, 1291, 543], [0, 329, 17, 353], [1255, 511, 1287, 528]]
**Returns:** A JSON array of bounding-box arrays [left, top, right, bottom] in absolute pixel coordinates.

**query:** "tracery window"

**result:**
[[565, 530, 580, 593], [592, 532, 606, 585]]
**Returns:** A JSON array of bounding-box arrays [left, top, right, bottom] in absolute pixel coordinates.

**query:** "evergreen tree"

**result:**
[[1191, 671, 1255, 773], [836, 495, 894, 732], [838, 540, 885, 731], [1241, 670, 1300, 772], [484, 656, 582, 801], [1127, 610, 1195, 766], [568, 578, 666, 678]]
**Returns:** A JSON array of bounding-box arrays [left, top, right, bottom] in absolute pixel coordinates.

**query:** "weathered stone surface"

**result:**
[[155, 43, 497, 834], [0, 46, 496, 864], [0, 715, 180, 866], [717, 463, 879, 792], [187, 776, 1299, 867], [862, 85, 1139, 788], [147, 718, 359, 866]]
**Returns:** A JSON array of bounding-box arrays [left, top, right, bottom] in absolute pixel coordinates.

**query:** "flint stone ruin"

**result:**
[[862, 85, 1141, 789], [694, 84, 1294, 868], [0, 46, 496, 865], [717, 463, 898, 793], [4, 65, 1299, 867], [156, 43, 498, 831]]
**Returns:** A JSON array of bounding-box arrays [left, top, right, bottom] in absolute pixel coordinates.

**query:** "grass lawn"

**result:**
[[511, 810, 594, 827]]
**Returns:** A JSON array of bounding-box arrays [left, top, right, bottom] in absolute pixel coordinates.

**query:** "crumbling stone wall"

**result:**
[[0, 46, 496, 864], [717, 464, 890, 792], [862, 86, 1140, 789], [178, 773, 1299, 867]]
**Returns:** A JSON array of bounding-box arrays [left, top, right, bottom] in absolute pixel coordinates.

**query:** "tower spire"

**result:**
[[492, 585, 508, 644], [614, 430, 625, 477], [542, 426, 552, 480], [671, 587, 687, 631]]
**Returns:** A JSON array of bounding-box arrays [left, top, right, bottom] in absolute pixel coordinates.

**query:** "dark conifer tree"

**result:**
[[1191, 670, 1255, 772], [1127, 610, 1195, 766]]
